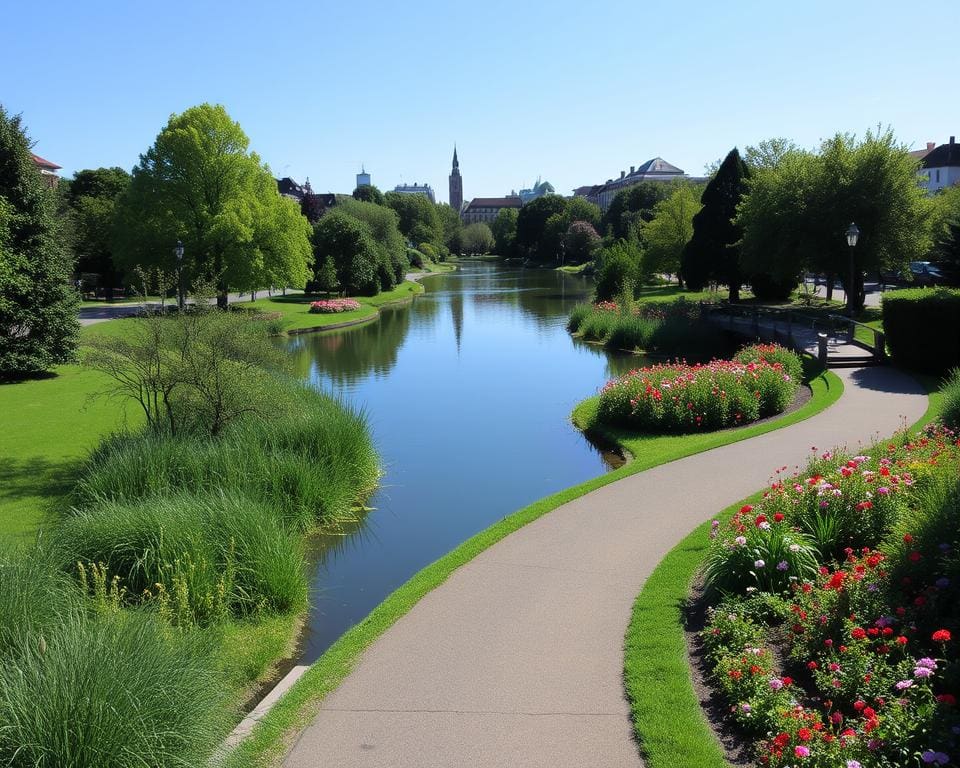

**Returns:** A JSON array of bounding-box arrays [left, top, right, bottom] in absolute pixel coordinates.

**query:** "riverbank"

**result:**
[[221, 360, 848, 766]]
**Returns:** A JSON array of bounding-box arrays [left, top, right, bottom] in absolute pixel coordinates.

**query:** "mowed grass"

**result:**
[[246, 280, 424, 332]]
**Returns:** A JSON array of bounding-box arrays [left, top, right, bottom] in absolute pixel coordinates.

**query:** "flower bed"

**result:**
[[701, 424, 960, 767], [597, 343, 802, 433], [309, 298, 361, 314]]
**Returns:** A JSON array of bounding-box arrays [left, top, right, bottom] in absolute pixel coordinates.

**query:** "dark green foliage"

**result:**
[[352, 184, 384, 205], [384, 192, 443, 249], [606, 315, 658, 352], [0, 105, 80, 376], [313, 255, 338, 292], [882, 288, 960, 373], [564, 221, 600, 264], [682, 148, 750, 298], [748, 272, 796, 301], [601, 182, 674, 240], [312, 210, 380, 295], [491, 207, 518, 257], [514, 195, 567, 261]]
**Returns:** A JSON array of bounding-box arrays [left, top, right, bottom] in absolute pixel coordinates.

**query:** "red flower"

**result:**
[[740, 505, 754, 515], [933, 629, 952, 643], [807, 661, 818, 670], [903, 533, 914, 543], [851, 627, 867, 640], [797, 727, 812, 742], [895, 636, 908, 646], [773, 512, 785, 522], [909, 550, 922, 562], [937, 693, 957, 706]]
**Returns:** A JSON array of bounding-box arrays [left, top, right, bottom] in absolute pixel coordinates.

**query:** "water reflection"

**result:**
[[293, 262, 637, 661]]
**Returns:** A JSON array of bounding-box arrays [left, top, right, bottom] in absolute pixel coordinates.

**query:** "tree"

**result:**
[[682, 148, 750, 299], [515, 195, 566, 262], [0, 106, 80, 377], [931, 185, 960, 270], [311, 210, 380, 296], [491, 208, 518, 257], [435, 203, 462, 256], [739, 129, 931, 312], [564, 221, 600, 265], [594, 239, 644, 301], [352, 185, 384, 205], [641, 184, 701, 285], [113, 104, 311, 306], [300, 192, 330, 224], [601, 182, 675, 240], [460, 223, 495, 255], [384, 192, 443, 249], [336, 198, 407, 289], [66, 167, 131, 299], [564, 197, 601, 230]]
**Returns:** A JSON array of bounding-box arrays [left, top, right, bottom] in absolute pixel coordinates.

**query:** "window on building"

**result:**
[[936, 169, 941, 184]]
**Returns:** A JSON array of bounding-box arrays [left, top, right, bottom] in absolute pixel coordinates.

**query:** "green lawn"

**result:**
[[246, 281, 424, 332]]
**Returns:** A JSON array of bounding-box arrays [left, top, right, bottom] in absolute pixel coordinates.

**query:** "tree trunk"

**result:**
[[825, 272, 834, 302], [217, 291, 228, 309], [729, 283, 740, 303]]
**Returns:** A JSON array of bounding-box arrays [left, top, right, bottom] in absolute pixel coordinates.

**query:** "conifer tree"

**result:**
[[682, 148, 750, 299], [0, 106, 79, 377]]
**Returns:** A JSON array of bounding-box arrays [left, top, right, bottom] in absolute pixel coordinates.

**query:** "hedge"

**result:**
[[882, 288, 960, 374]]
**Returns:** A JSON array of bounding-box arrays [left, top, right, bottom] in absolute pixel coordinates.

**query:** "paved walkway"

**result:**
[[284, 367, 927, 768]]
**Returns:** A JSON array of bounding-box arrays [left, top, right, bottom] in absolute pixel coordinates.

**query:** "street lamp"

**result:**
[[845, 223, 859, 315], [174, 240, 185, 310]]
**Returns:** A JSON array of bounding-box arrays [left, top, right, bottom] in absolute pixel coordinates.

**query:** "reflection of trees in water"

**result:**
[[449, 290, 464, 353], [287, 304, 414, 387]]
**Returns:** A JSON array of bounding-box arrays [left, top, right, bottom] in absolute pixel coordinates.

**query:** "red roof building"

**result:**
[[31, 153, 62, 188]]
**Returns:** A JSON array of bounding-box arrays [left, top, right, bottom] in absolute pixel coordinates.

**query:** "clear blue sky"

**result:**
[[5, 0, 957, 204]]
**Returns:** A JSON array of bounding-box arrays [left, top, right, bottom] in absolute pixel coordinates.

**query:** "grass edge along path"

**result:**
[[623, 372, 944, 768], [222, 365, 843, 767]]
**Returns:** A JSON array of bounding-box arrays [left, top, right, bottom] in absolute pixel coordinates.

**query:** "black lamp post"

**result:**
[[845, 222, 860, 315], [174, 240, 185, 310]]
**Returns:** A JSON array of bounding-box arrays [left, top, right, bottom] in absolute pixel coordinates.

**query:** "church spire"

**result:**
[[452, 144, 459, 169], [448, 144, 463, 212]]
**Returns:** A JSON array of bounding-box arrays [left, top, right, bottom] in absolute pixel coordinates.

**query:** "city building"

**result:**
[[921, 137, 960, 193], [31, 153, 61, 188], [276, 177, 307, 201], [909, 142, 937, 162], [574, 157, 691, 211], [392, 182, 436, 203], [356, 166, 371, 189], [518, 178, 555, 205], [461, 195, 522, 225], [449, 146, 463, 212]]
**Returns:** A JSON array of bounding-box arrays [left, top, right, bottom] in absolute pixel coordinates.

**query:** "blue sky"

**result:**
[[5, 0, 957, 204]]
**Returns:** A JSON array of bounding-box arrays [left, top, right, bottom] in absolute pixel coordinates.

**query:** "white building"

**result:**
[[356, 166, 371, 188], [921, 137, 960, 193], [392, 182, 435, 203], [573, 157, 694, 212]]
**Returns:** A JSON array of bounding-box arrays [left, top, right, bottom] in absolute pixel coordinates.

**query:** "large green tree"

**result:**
[[435, 203, 462, 256], [113, 104, 311, 306], [336, 198, 406, 289], [352, 184, 384, 205], [66, 167, 130, 299], [515, 195, 566, 262], [384, 192, 443, 249], [311, 210, 380, 296], [460, 222, 495, 255], [641, 183, 702, 284], [739, 129, 931, 311], [601, 182, 675, 240], [0, 106, 79, 377], [491, 208, 518, 257], [682, 148, 750, 299]]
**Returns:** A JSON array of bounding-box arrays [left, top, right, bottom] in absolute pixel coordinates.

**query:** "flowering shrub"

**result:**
[[309, 298, 361, 314], [735, 342, 804, 383], [701, 424, 960, 767], [597, 345, 801, 434]]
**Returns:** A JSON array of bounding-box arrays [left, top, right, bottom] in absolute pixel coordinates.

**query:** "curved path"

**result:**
[[284, 367, 927, 768]]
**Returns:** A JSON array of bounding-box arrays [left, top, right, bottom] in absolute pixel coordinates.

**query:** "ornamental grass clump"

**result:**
[[597, 344, 801, 434], [309, 298, 361, 314], [699, 425, 960, 768]]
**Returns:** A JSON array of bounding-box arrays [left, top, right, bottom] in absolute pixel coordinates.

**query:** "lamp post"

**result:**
[[845, 222, 859, 316], [174, 240, 185, 310]]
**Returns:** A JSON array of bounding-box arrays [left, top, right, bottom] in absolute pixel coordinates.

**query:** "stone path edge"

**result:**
[[217, 367, 845, 767]]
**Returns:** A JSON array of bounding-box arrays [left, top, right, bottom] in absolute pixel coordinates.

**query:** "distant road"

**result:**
[[78, 290, 292, 326]]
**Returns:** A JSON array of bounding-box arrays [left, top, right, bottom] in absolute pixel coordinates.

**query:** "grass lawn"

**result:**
[[416, 261, 457, 274], [246, 280, 424, 332], [222, 363, 842, 767], [622, 370, 944, 768]]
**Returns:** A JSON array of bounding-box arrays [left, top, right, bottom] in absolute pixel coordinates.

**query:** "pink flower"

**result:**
[[794, 745, 810, 758]]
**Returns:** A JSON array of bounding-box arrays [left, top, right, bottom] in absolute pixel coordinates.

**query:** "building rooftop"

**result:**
[[31, 154, 61, 171], [922, 137, 959, 169], [465, 196, 522, 209]]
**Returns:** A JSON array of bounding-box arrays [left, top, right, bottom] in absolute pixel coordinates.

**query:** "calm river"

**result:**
[[289, 262, 636, 662]]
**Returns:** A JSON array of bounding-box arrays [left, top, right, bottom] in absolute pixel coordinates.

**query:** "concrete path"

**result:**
[[283, 367, 927, 768]]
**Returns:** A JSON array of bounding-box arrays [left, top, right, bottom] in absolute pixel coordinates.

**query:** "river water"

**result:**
[[288, 262, 636, 662]]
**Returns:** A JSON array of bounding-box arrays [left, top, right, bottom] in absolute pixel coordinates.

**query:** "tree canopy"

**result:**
[[738, 129, 931, 311], [514, 195, 569, 262], [601, 182, 675, 240], [491, 208, 518, 257], [0, 105, 79, 377], [460, 222, 495, 255], [352, 184, 384, 205], [384, 192, 443, 249], [113, 104, 311, 304], [641, 184, 701, 283]]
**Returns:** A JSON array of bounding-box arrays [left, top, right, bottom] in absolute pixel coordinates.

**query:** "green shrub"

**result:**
[[882, 288, 960, 373], [53, 492, 307, 625], [578, 309, 618, 341], [939, 368, 960, 430], [606, 314, 657, 352], [567, 303, 592, 333], [647, 313, 730, 361], [733, 342, 804, 382], [72, 385, 379, 530], [0, 607, 225, 767], [748, 272, 797, 301]]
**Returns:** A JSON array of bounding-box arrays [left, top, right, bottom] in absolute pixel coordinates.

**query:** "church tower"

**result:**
[[448, 146, 463, 212]]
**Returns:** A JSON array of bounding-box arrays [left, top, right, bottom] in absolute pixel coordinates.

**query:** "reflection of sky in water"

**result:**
[[292, 263, 637, 662]]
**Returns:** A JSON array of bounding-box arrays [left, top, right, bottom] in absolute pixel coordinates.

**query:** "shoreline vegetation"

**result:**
[[0, 310, 381, 766], [221, 356, 842, 767]]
